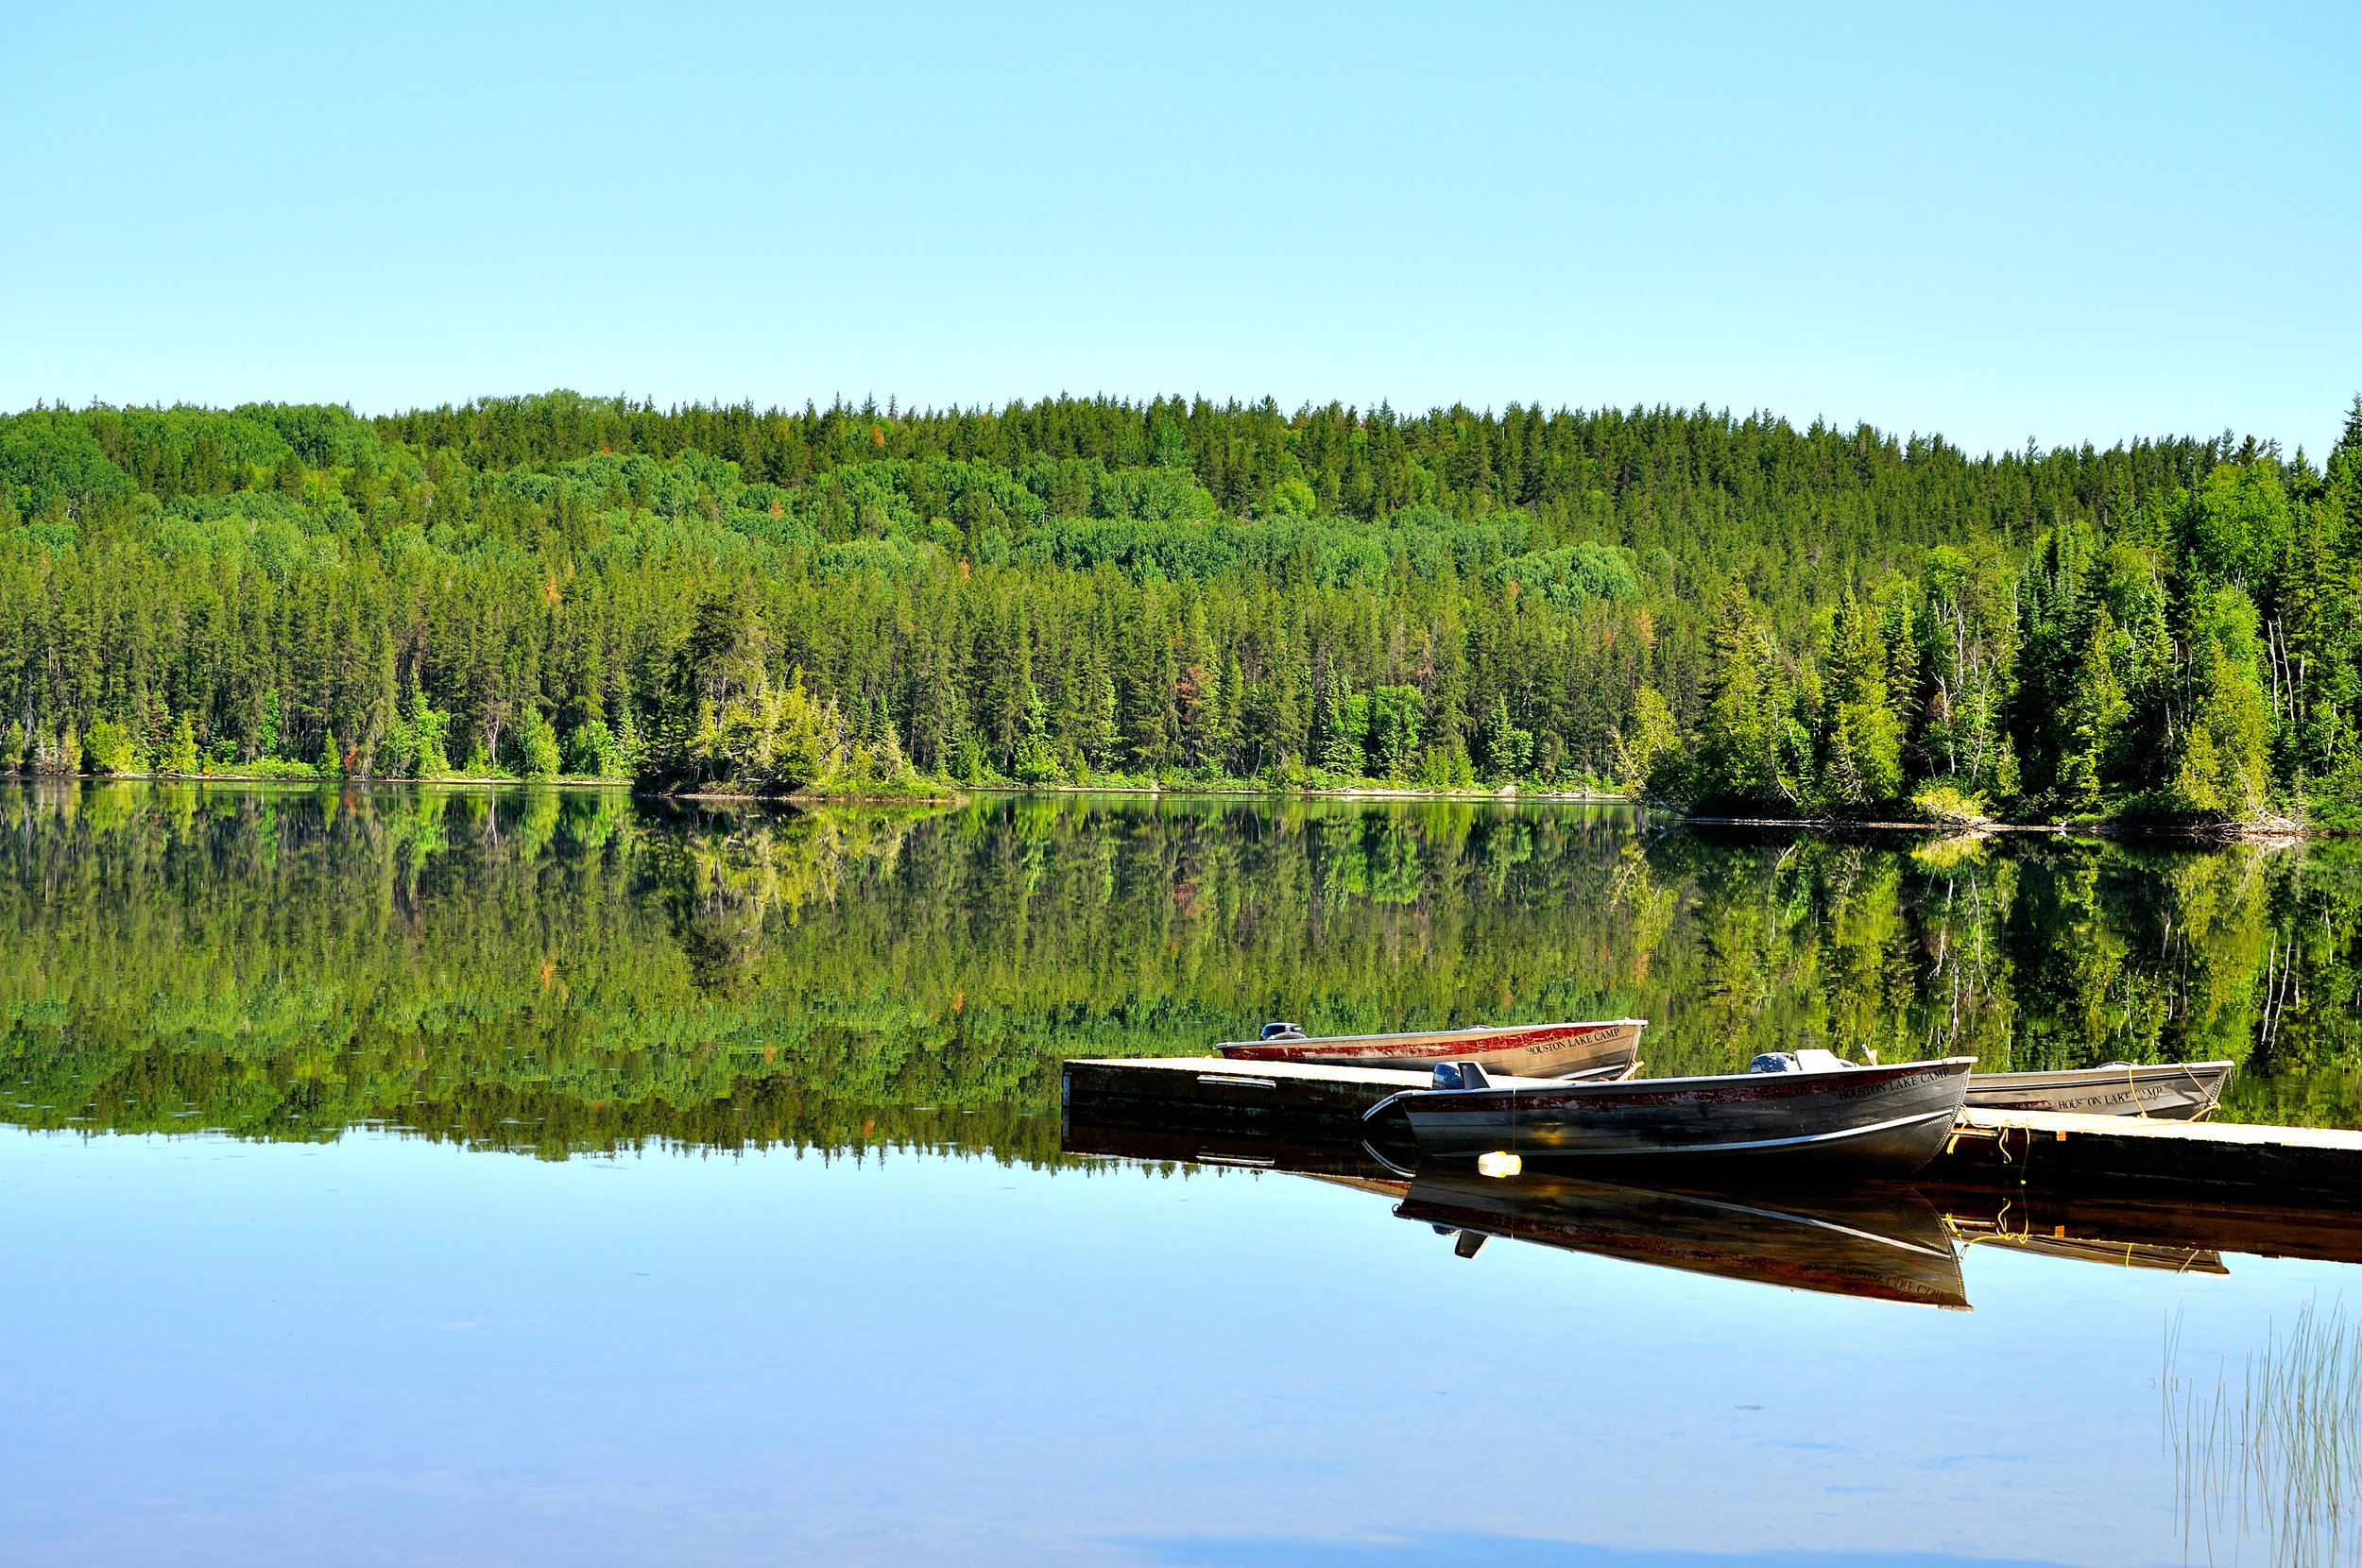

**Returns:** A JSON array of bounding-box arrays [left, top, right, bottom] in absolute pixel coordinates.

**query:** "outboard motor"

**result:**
[[1259, 1021, 1308, 1042], [1749, 1052, 1802, 1074], [1431, 1060, 1494, 1090]]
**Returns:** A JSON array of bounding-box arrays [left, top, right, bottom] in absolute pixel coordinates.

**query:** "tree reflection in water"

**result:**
[[2, 783, 2359, 1161]]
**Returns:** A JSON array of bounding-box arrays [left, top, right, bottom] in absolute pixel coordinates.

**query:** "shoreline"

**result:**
[[21, 771, 633, 788], [11, 774, 2327, 839], [1680, 814, 2312, 844], [15, 773, 1629, 803]]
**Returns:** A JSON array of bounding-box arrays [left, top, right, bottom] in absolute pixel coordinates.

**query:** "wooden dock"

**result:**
[[1927, 1107, 2362, 1199], [1061, 1056, 1427, 1131], [1062, 1057, 2362, 1200]]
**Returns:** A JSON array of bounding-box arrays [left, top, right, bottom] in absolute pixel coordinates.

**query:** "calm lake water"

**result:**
[[6, 783, 2361, 1566]]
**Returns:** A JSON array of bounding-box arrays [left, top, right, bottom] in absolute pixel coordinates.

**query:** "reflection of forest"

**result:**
[[2, 784, 2357, 1159]]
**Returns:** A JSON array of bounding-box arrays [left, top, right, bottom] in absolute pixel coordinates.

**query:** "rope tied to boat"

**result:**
[[2175, 1057, 2227, 1122]]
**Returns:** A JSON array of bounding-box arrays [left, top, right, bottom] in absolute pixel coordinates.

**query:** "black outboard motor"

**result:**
[[1259, 1021, 1308, 1042], [1431, 1060, 1491, 1090], [1749, 1052, 1802, 1073]]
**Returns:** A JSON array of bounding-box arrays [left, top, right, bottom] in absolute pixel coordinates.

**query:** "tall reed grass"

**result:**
[[2166, 1297, 2362, 1565]]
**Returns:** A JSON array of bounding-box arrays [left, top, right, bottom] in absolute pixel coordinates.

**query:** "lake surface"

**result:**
[[6, 783, 2361, 1566]]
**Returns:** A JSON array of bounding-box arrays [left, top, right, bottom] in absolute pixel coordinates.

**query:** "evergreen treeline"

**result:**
[[1632, 411, 2362, 827], [2, 389, 2356, 821]]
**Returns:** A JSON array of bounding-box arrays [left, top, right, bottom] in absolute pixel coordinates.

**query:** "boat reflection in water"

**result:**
[[1064, 1118, 2362, 1311], [1391, 1168, 1969, 1310], [1066, 1121, 1968, 1310], [1920, 1183, 2362, 1276], [1942, 1214, 2228, 1275]]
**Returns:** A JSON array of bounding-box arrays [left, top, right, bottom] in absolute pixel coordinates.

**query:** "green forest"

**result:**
[[3, 390, 2359, 825]]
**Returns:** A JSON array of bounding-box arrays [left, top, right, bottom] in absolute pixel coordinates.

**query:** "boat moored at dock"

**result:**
[[1963, 1060, 2234, 1120], [1375, 1056, 1977, 1175], [1216, 1018, 1643, 1081]]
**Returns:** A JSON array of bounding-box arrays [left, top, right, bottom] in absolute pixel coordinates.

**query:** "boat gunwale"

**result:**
[[1965, 1059, 2236, 1089], [1374, 1055, 1975, 1110], [1399, 1104, 1966, 1159], [1215, 1017, 1647, 1053]]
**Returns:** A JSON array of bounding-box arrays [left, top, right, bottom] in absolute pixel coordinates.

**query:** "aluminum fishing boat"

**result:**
[[1963, 1060, 2234, 1120], [1215, 1017, 1644, 1081], [1371, 1053, 1976, 1175]]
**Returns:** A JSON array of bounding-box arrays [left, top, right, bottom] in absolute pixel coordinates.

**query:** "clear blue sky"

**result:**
[[6, 2, 2355, 459]]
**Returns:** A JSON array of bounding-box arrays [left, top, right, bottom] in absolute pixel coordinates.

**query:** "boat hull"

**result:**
[[1216, 1018, 1643, 1079], [1389, 1057, 1976, 1176], [1964, 1061, 2234, 1120]]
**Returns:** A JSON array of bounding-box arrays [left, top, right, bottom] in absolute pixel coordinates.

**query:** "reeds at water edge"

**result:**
[[2166, 1296, 2362, 1565]]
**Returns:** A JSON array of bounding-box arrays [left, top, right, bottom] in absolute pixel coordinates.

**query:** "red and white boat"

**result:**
[[1215, 1018, 1644, 1082]]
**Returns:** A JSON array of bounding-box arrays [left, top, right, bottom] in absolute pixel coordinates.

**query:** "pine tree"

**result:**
[[1610, 686, 1680, 797], [1014, 682, 1060, 783], [166, 713, 199, 775], [521, 707, 560, 778], [1315, 683, 1361, 778], [2055, 607, 2129, 810], [2015, 525, 2090, 797], [2168, 589, 2271, 818], [1211, 653, 1244, 775], [1481, 693, 1532, 784], [413, 691, 453, 777], [1087, 669, 1120, 775], [1368, 686, 1424, 779], [1692, 589, 1792, 807], [1819, 595, 1902, 808]]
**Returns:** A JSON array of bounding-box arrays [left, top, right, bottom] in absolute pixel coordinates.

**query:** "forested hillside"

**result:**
[[2, 390, 2356, 823]]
